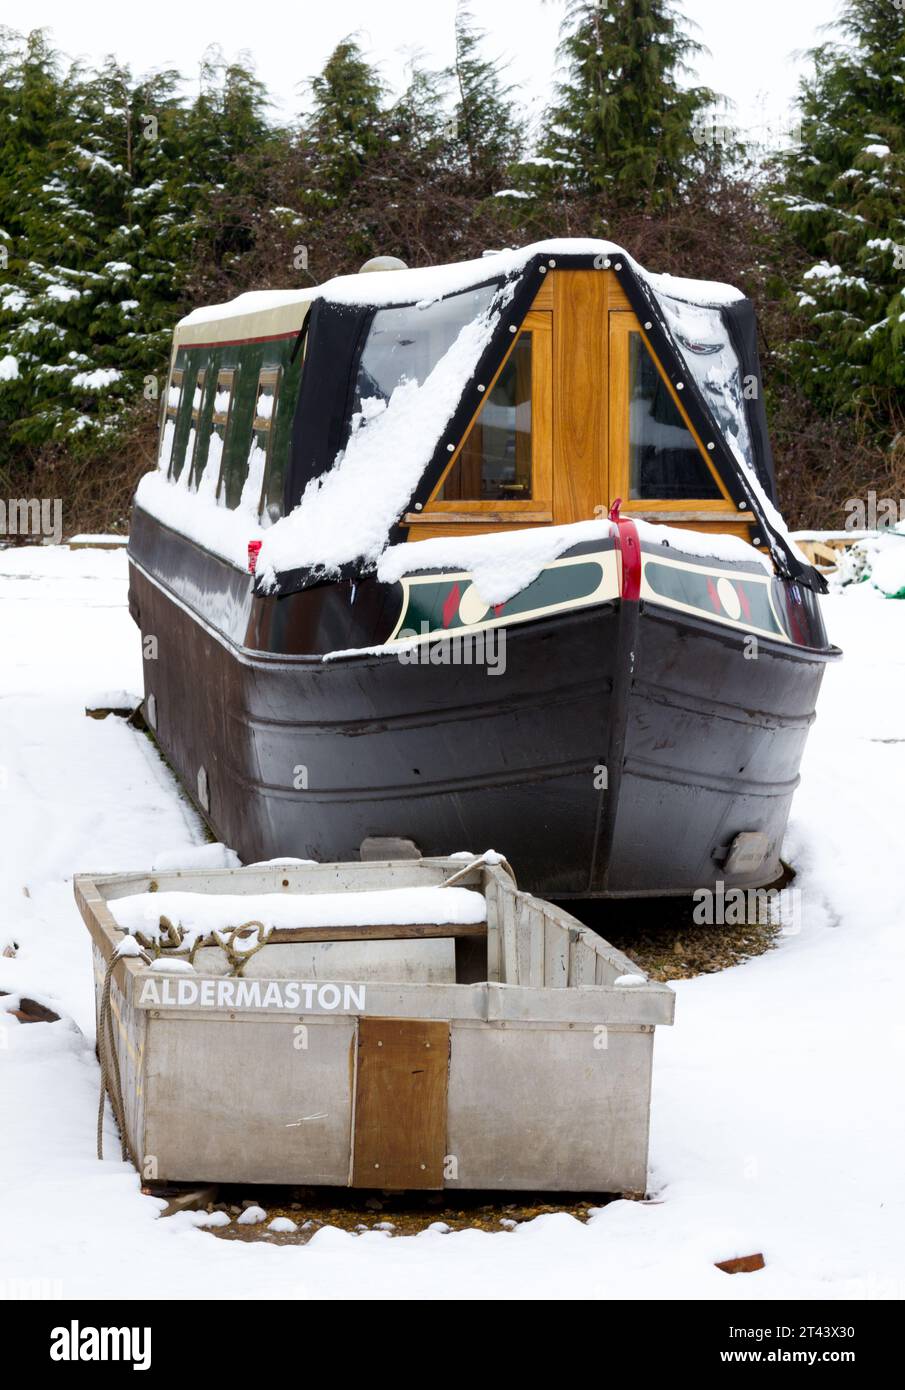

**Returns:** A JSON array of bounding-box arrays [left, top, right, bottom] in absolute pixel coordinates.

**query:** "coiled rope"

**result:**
[[96, 946, 150, 1163]]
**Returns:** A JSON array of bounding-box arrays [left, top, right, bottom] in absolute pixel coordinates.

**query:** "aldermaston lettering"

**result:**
[[136, 977, 366, 1012]]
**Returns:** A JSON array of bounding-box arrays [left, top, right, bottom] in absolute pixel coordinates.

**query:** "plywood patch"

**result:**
[[352, 1019, 449, 1189]]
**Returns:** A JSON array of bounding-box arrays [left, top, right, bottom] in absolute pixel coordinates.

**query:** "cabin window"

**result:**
[[192, 368, 234, 502], [438, 333, 533, 501], [416, 310, 553, 525], [655, 293, 753, 470], [180, 368, 207, 486], [626, 332, 721, 500], [351, 285, 498, 426], [608, 308, 724, 505], [159, 367, 183, 473], [243, 368, 281, 516]]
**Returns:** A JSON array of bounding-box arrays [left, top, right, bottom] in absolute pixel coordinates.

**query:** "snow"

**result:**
[[110, 885, 487, 948], [268, 1217, 298, 1234], [830, 527, 905, 598], [113, 936, 144, 960], [67, 534, 127, 546], [2, 544, 904, 1299], [179, 238, 743, 324], [653, 294, 754, 465], [871, 548, 905, 598], [377, 520, 616, 605], [255, 302, 503, 585], [0, 354, 19, 380], [377, 517, 768, 608], [179, 288, 314, 328], [70, 368, 123, 391], [134, 467, 263, 571], [44, 284, 81, 303]]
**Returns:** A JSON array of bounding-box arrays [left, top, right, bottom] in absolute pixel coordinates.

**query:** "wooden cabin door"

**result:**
[[606, 311, 752, 540]]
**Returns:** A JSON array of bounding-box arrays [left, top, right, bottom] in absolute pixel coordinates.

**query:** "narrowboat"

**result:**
[[128, 239, 839, 899]]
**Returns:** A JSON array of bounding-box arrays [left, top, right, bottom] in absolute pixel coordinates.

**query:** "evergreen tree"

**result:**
[[0, 28, 288, 468], [303, 38, 385, 200], [448, 6, 521, 193], [771, 0, 905, 431], [534, 0, 718, 208]]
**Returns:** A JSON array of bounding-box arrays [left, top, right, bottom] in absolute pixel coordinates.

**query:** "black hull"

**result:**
[[129, 514, 834, 897]]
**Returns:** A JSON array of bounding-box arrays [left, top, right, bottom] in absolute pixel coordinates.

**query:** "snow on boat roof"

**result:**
[[153, 238, 816, 590], [175, 238, 745, 345]]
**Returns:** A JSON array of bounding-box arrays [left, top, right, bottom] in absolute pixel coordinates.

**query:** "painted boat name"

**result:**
[[137, 977, 366, 1012]]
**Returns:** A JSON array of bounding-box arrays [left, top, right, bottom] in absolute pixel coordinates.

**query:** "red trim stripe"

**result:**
[[176, 329, 300, 351]]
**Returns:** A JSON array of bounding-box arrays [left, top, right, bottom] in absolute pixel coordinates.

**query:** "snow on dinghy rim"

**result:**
[[126, 238, 840, 898]]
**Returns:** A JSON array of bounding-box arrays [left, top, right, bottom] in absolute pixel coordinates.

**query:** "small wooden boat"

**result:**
[[127, 240, 839, 897], [76, 856, 675, 1195]]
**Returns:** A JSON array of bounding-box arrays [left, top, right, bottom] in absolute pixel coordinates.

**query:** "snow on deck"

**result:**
[[1, 545, 904, 1299], [376, 518, 768, 608]]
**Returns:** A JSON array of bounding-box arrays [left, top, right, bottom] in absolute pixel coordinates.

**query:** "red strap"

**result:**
[[608, 498, 641, 601]]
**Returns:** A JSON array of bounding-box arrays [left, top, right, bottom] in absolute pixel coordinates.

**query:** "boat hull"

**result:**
[[128, 514, 834, 897]]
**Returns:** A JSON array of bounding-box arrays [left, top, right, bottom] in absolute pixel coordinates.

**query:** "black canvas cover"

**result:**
[[284, 298, 374, 513], [722, 298, 778, 506]]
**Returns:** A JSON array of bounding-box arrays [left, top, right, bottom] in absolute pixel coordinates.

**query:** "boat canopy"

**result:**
[[171, 240, 821, 592]]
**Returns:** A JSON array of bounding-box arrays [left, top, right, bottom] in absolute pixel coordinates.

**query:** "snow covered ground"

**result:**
[[1, 545, 903, 1300]]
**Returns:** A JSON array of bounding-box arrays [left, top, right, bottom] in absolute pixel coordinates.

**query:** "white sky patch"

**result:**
[[17, 0, 834, 138]]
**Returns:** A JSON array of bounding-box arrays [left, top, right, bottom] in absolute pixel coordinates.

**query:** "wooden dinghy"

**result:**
[[75, 856, 674, 1196]]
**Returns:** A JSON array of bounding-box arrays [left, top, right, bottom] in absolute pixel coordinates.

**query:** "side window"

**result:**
[[244, 368, 281, 516], [160, 368, 183, 474], [194, 368, 233, 502], [182, 368, 207, 487], [352, 286, 497, 420], [439, 333, 533, 501]]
